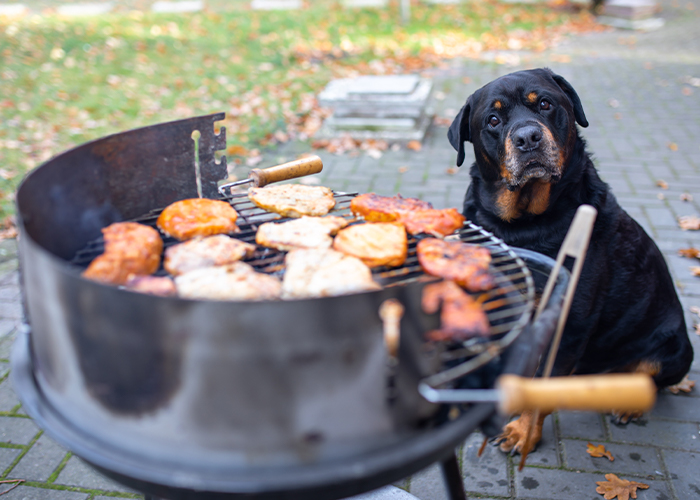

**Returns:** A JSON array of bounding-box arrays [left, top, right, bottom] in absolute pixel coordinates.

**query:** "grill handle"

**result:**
[[420, 373, 656, 414], [218, 155, 323, 194]]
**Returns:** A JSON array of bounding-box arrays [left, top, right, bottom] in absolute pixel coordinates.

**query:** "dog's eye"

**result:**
[[489, 116, 500, 127], [540, 99, 551, 111]]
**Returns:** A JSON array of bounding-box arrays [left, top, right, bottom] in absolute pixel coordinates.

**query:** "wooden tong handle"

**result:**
[[249, 155, 323, 187], [497, 374, 656, 414]]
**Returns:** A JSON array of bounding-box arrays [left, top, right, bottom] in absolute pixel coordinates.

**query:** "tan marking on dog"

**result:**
[[540, 125, 564, 176], [525, 181, 551, 215], [496, 188, 522, 222], [633, 360, 662, 377], [494, 100, 502, 110], [527, 92, 538, 104]]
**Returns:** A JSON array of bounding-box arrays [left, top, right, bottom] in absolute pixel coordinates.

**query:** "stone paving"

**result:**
[[1, 0, 699, 498]]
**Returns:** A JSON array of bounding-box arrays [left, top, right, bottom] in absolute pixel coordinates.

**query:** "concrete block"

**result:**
[[461, 432, 509, 497], [408, 461, 449, 500], [602, 0, 660, 19], [8, 434, 68, 482], [608, 417, 700, 451], [0, 378, 20, 412], [152, 1, 204, 12], [650, 391, 700, 423], [0, 447, 22, 475], [562, 439, 662, 476], [515, 466, 671, 499], [56, 3, 114, 16], [557, 411, 606, 440], [55, 456, 137, 492], [251, 0, 302, 9], [662, 449, 700, 499], [0, 417, 39, 445], [0, 486, 88, 499]]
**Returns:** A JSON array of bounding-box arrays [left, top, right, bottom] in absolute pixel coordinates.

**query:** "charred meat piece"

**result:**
[[256, 216, 348, 251], [333, 222, 407, 268], [125, 275, 177, 297], [82, 222, 163, 285], [248, 184, 336, 218], [175, 262, 282, 301], [164, 235, 256, 276], [397, 207, 466, 237], [417, 238, 494, 292], [282, 248, 381, 299], [156, 198, 239, 241], [422, 280, 490, 341], [350, 193, 433, 222]]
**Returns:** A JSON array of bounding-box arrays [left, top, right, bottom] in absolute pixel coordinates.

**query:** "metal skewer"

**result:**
[[218, 155, 324, 196]]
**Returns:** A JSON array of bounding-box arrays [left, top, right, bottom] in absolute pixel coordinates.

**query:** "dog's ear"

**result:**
[[550, 72, 589, 128], [448, 95, 473, 167]]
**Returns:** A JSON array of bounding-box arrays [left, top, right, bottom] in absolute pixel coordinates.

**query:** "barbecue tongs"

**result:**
[[417, 205, 657, 417]]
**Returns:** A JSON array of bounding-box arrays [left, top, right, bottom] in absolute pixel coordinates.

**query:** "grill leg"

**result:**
[[440, 451, 467, 500]]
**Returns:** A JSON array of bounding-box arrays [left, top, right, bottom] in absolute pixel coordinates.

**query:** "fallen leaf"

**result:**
[[668, 142, 679, 151], [690, 305, 700, 315], [695, 323, 700, 335], [681, 193, 694, 202], [667, 375, 695, 394], [679, 215, 700, 230], [682, 87, 693, 96], [398, 166, 409, 173], [587, 443, 615, 461], [691, 266, 700, 277], [607, 98, 620, 108], [657, 193, 665, 200], [655, 179, 669, 189], [446, 167, 458, 175], [595, 473, 649, 500], [678, 248, 700, 259], [407, 140, 422, 151]]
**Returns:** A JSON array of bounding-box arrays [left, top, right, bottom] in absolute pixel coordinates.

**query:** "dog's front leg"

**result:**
[[496, 410, 549, 455]]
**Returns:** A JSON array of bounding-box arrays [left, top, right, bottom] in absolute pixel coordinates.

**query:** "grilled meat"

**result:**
[[350, 193, 433, 222], [248, 184, 335, 218], [175, 262, 282, 301], [125, 275, 177, 297], [156, 198, 239, 241], [417, 238, 494, 292], [422, 280, 490, 340], [82, 222, 163, 285], [332, 222, 407, 268], [164, 235, 256, 276], [398, 207, 465, 237], [282, 247, 381, 299], [256, 216, 348, 251]]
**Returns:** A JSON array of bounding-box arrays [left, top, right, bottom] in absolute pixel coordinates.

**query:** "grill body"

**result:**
[[13, 114, 565, 499]]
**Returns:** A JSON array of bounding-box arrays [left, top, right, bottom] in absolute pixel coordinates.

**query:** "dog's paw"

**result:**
[[611, 411, 643, 425], [493, 413, 543, 456]]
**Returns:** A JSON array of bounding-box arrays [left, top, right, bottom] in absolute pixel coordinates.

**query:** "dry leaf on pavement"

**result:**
[[587, 443, 614, 461], [667, 375, 695, 394], [681, 193, 693, 202], [678, 215, 700, 230], [655, 179, 668, 189], [678, 248, 700, 259], [406, 140, 422, 151], [595, 474, 649, 500], [691, 266, 700, 277]]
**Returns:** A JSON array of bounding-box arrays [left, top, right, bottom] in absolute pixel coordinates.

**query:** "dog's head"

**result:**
[[448, 68, 588, 221]]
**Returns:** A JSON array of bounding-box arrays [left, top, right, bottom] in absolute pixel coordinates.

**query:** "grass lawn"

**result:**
[[0, 0, 599, 223]]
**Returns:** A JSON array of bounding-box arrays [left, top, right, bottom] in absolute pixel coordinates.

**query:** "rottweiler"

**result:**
[[448, 68, 694, 455]]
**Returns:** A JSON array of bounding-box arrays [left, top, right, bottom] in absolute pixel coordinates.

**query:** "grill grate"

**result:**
[[71, 191, 534, 343]]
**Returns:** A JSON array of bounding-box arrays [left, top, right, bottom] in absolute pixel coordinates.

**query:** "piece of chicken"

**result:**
[[164, 235, 256, 276], [416, 238, 494, 292], [350, 193, 433, 222], [422, 280, 490, 340], [332, 222, 407, 268], [175, 262, 282, 301], [248, 184, 336, 218], [397, 207, 465, 237], [124, 275, 177, 297], [255, 216, 348, 251], [282, 247, 381, 299], [156, 198, 239, 241], [82, 222, 163, 285]]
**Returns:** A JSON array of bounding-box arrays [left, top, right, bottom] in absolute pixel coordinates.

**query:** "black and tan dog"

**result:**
[[448, 68, 694, 455]]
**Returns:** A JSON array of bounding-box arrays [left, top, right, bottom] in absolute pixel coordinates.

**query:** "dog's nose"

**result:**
[[513, 125, 543, 152]]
